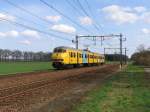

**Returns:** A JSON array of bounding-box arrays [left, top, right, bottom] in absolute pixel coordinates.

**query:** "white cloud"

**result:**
[[102, 5, 139, 24], [6, 30, 19, 37], [0, 32, 6, 38], [45, 15, 61, 22], [142, 28, 150, 34], [0, 29, 41, 39], [19, 40, 31, 45], [79, 17, 93, 25], [51, 24, 76, 34], [0, 13, 15, 21], [0, 30, 19, 38], [141, 12, 150, 23], [21, 30, 40, 39], [134, 6, 146, 13]]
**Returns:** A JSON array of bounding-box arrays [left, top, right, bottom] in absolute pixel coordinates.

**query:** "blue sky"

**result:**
[[0, 0, 150, 56]]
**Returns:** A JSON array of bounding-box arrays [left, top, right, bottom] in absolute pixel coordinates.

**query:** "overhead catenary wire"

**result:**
[[84, 0, 103, 31], [0, 9, 43, 28], [3, 0, 123, 53], [65, 0, 84, 16], [0, 18, 72, 42], [76, 0, 101, 33], [66, 0, 99, 33], [66, 0, 100, 47], [40, 0, 93, 34], [5, 0, 54, 25], [3, 1, 75, 36]]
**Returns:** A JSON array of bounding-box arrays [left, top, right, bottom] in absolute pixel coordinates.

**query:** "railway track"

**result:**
[[0, 66, 110, 101], [0, 73, 80, 101], [0, 64, 119, 108]]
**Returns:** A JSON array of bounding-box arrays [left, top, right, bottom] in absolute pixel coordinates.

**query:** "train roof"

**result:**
[[54, 46, 104, 55]]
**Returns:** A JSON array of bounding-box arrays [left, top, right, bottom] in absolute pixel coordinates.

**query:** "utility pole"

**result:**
[[120, 34, 123, 68], [125, 48, 128, 65], [104, 48, 106, 56], [73, 34, 126, 68], [75, 35, 79, 49]]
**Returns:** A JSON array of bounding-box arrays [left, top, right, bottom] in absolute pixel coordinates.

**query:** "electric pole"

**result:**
[[120, 34, 123, 68], [73, 34, 126, 68], [125, 48, 128, 65], [75, 35, 79, 49]]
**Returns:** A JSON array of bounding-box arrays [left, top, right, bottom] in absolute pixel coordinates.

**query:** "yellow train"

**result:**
[[51, 46, 105, 69]]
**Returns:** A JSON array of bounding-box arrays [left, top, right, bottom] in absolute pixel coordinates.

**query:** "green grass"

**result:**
[[72, 65, 150, 112], [0, 62, 53, 75]]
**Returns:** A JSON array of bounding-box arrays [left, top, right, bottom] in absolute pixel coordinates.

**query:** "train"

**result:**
[[51, 46, 105, 69]]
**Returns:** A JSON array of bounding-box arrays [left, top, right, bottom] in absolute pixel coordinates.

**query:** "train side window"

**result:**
[[74, 53, 76, 57], [72, 53, 74, 57], [86, 54, 87, 58], [71, 52, 73, 57]]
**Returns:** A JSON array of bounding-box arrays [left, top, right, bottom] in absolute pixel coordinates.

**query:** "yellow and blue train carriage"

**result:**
[[51, 46, 105, 69]]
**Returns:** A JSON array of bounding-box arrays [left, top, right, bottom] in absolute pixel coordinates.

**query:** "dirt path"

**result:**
[[144, 67, 150, 73], [0, 64, 120, 112]]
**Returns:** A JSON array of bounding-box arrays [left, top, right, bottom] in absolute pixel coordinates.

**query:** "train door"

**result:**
[[77, 52, 79, 64], [82, 51, 87, 64], [69, 51, 73, 64]]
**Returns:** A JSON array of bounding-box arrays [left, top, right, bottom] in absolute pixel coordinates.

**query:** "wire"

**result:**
[[0, 9, 43, 28], [0, 18, 72, 42], [5, 0, 53, 25], [40, 0, 92, 34], [65, 0, 84, 16], [3, 1, 75, 36], [76, 0, 101, 33], [66, 0, 99, 33], [84, 0, 103, 31]]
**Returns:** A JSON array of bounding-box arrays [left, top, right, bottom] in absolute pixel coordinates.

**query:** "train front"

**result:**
[[51, 47, 67, 69]]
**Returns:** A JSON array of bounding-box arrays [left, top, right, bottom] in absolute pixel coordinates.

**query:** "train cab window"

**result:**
[[54, 49, 66, 53]]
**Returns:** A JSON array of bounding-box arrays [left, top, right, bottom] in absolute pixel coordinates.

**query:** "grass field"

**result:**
[[72, 65, 150, 112], [0, 62, 53, 75]]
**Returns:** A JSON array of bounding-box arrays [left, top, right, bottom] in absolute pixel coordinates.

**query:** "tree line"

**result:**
[[105, 54, 128, 64], [0, 49, 51, 62], [131, 45, 150, 66], [105, 54, 128, 62], [0, 48, 129, 62]]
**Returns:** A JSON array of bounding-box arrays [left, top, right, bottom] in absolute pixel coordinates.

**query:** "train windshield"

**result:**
[[54, 48, 66, 53]]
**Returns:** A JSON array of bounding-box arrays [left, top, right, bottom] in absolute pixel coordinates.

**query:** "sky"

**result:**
[[0, 0, 150, 56]]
